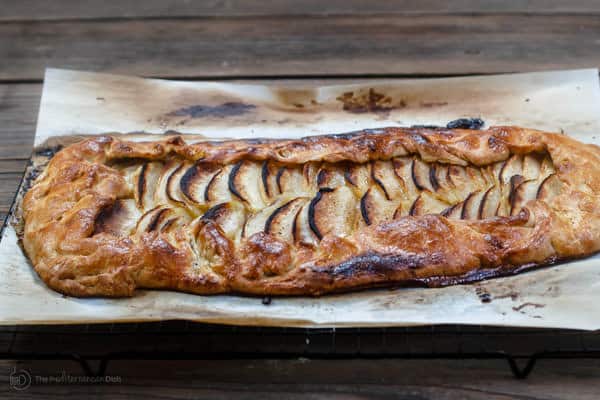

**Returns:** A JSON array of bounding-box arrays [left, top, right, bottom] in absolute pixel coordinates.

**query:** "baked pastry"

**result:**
[[22, 127, 600, 297]]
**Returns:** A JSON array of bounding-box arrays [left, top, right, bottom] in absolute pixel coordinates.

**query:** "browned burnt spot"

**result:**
[[420, 101, 448, 108], [261, 296, 272, 305], [312, 251, 441, 278], [493, 291, 519, 301], [272, 88, 318, 112], [512, 302, 545, 312], [34, 145, 64, 158], [167, 102, 256, 119], [475, 286, 492, 303], [336, 88, 404, 115]]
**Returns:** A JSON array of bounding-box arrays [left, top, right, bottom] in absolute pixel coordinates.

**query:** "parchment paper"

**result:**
[[1, 68, 599, 329]]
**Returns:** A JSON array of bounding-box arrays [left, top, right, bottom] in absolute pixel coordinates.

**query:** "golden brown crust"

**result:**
[[22, 127, 600, 297]]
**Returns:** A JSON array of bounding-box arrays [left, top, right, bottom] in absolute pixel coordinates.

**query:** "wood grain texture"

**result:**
[[0, 159, 27, 220], [0, 83, 39, 228], [0, 172, 25, 213], [3, 324, 593, 358], [1, 359, 600, 399], [3, 0, 600, 21], [0, 84, 40, 158], [3, 15, 600, 80]]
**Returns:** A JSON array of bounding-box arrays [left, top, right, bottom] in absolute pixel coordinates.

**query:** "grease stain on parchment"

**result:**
[[336, 88, 406, 115], [168, 102, 256, 118], [512, 302, 545, 319], [272, 88, 320, 112], [150, 84, 485, 133]]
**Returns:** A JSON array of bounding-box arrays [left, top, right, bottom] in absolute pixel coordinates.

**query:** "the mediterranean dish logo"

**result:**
[[9, 367, 121, 390], [9, 367, 31, 390]]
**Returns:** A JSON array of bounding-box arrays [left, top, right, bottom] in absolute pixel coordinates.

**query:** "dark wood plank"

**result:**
[[1, 358, 600, 399], [0, 84, 40, 158], [0, 83, 37, 230], [0, 160, 27, 175], [3, 15, 600, 81], [3, 0, 600, 21], [0, 160, 27, 218]]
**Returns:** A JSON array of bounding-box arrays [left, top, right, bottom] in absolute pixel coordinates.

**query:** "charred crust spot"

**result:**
[[137, 163, 148, 208], [201, 203, 228, 221], [179, 164, 197, 201], [317, 169, 328, 187], [228, 161, 245, 202], [446, 118, 484, 130], [166, 164, 184, 203], [275, 167, 285, 194], [479, 186, 493, 219], [429, 164, 439, 191], [411, 160, 426, 191], [147, 208, 169, 232], [261, 161, 270, 197], [264, 199, 296, 234], [308, 187, 334, 240], [314, 251, 438, 278], [291, 207, 302, 242], [371, 167, 390, 200], [204, 169, 222, 202], [360, 189, 371, 226], [409, 196, 420, 216], [461, 192, 475, 219]]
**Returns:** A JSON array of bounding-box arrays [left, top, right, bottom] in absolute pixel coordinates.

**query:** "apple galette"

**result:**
[[22, 127, 600, 297]]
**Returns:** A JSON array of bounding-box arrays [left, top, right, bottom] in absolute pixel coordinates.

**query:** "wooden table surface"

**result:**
[[2, 1, 600, 398]]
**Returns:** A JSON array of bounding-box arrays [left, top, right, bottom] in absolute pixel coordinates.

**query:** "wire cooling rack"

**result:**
[[1, 155, 599, 380], [1, 323, 599, 379]]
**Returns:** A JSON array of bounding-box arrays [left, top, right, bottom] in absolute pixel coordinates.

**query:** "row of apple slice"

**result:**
[[130, 155, 514, 213], [114, 152, 558, 243]]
